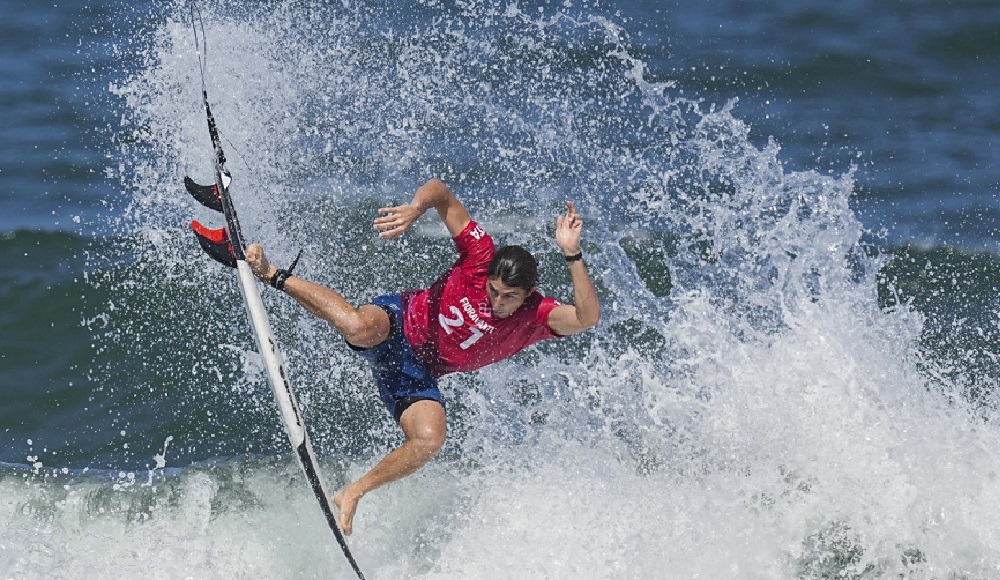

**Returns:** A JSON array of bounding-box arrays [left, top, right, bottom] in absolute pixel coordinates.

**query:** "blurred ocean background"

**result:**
[[1, 0, 998, 578]]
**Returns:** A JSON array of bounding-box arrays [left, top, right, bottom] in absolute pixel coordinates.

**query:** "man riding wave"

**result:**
[[246, 179, 601, 534]]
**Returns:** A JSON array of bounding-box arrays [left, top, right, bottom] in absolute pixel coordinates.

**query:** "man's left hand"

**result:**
[[555, 201, 583, 256]]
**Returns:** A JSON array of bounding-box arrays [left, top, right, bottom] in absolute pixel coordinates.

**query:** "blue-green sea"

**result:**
[[1, 0, 999, 577]]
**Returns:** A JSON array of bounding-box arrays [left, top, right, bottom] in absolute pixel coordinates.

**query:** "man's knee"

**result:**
[[412, 429, 446, 458], [344, 305, 391, 348], [401, 401, 447, 456]]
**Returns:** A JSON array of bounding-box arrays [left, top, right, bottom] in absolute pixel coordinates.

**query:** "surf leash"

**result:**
[[184, 7, 366, 579]]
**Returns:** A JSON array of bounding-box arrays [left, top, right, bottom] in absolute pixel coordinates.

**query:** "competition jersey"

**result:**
[[402, 221, 561, 377]]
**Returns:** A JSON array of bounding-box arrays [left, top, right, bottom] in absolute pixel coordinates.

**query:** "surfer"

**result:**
[[245, 179, 601, 535]]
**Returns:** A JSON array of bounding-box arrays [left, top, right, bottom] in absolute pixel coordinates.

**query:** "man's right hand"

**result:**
[[373, 203, 425, 239], [375, 179, 471, 239], [246, 243, 277, 282]]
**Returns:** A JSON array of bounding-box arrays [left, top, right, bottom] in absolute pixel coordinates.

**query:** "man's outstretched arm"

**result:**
[[547, 201, 601, 336], [374, 179, 471, 238]]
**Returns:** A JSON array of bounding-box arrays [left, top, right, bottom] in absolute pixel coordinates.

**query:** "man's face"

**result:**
[[486, 277, 532, 319]]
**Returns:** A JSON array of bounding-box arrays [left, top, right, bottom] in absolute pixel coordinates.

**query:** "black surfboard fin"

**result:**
[[185, 176, 224, 212]]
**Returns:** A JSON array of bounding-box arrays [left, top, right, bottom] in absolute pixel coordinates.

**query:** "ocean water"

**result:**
[[1, 0, 999, 578]]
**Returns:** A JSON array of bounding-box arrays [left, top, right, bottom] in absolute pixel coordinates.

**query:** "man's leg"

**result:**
[[282, 276, 391, 348], [334, 400, 447, 535], [245, 244, 390, 348]]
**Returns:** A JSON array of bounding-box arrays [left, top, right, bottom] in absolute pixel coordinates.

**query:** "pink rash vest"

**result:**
[[401, 221, 562, 377]]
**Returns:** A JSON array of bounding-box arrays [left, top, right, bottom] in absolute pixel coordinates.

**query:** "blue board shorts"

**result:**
[[349, 294, 444, 422]]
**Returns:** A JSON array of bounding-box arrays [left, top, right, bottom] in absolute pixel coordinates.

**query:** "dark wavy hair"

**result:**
[[488, 245, 538, 292]]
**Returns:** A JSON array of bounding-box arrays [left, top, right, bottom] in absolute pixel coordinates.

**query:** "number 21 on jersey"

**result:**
[[438, 306, 484, 350]]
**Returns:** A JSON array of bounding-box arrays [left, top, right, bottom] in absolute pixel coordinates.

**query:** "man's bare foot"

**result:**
[[333, 486, 364, 535]]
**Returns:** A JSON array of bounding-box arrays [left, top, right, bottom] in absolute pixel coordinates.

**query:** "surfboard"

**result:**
[[183, 8, 366, 579]]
